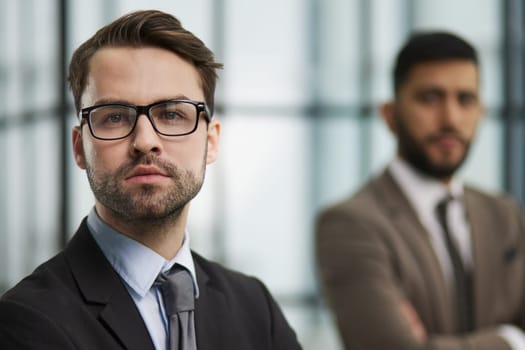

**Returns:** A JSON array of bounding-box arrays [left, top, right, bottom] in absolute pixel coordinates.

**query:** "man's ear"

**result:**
[[206, 119, 221, 164], [479, 101, 487, 121], [72, 126, 86, 169], [380, 101, 397, 134]]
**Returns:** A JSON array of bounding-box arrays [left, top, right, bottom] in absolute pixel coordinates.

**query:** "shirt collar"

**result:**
[[389, 157, 464, 215], [87, 208, 199, 298]]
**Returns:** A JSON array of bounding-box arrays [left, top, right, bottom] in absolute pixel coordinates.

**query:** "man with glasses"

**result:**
[[0, 10, 301, 350], [317, 32, 525, 349]]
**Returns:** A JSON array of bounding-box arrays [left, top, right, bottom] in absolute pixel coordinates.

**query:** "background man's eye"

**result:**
[[459, 94, 476, 106], [418, 92, 440, 103]]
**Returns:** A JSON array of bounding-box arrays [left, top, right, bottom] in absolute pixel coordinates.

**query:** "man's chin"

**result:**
[[124, 182, 163, 193], [423, 147, 465, 171], [419, 159, 463, 179], [121, 205, 182, 222]]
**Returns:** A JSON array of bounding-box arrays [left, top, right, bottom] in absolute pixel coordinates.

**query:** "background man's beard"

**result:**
[[395, 114, 471, 180], [86, 155, 205, 223]]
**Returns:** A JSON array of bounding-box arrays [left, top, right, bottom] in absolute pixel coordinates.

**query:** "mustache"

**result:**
[[426, 128, 467, 145], [117, 155, 178, 178]]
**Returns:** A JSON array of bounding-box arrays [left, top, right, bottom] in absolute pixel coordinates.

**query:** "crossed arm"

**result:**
[[315, 209, 518, 350]]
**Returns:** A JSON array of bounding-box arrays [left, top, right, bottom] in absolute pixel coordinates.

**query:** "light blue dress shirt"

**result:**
[[87, 208, 199, 350]]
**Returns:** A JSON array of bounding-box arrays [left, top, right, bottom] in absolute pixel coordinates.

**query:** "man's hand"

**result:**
[[400, 300, 427, 343]]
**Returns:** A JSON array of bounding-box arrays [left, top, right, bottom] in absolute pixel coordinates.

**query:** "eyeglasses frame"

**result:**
[[79, 99, 212, 141]]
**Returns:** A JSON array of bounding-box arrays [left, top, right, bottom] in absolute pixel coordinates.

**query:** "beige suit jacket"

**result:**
[[316, 169, 525, 350]]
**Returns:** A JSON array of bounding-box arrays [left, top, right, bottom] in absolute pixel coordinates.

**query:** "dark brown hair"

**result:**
[[393, 31, 478, 94], [68, 10, 223, 115]]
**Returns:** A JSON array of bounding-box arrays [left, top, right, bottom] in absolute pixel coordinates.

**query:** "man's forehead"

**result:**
[[403, 60, 479, 90], [81, 46, 204, 107]]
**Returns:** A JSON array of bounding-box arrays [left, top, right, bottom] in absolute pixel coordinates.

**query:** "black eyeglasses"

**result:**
[[79, 99, 211, 140]]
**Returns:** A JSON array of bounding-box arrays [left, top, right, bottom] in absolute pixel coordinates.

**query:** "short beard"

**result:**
[[86, 153, 205, 226], [394, 110, 471, 180]]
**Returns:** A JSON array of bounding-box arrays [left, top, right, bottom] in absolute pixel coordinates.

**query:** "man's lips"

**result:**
[[429, 133, 465, 147], [428, 135, 466, 155], [436, 135, 461, 146], [125, 165, 170, 183]]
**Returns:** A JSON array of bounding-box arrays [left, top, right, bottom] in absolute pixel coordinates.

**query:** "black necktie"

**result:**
[[155, 266, 197, 350], [435, 197, 473, 332]]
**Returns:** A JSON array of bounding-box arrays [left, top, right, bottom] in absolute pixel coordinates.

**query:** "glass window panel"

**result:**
[[314, 114, 363, 208], [219, 113, 312, 294], [223, 0, 308, 105], [33, 0, 59, 108], [460, 115, 504, 191], [317, 0, 361, 104], [69, 0, 110, 52], [5, 127, 29, 284], [32, 119, 61, 263], [0, 128, 7, 290], [4, 9, 23, 116]]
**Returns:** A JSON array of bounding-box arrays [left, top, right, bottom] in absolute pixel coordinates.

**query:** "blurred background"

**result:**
[[1, 0, 524, 348]]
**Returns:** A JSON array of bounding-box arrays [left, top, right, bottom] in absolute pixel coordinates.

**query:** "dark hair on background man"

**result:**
[[69, 10, 223, 115], [393, 31, 478, 94]]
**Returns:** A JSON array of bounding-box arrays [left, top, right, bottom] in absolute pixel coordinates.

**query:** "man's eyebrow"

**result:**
[[456, 88, 478, 96], [92, 98, 133, 106], [91, 94, 192, 107], [413, 86, 446, 95]]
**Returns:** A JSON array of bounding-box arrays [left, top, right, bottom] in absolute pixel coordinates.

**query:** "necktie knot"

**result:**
[[436, 195, 453, 221], [156, 266, 195, 315]]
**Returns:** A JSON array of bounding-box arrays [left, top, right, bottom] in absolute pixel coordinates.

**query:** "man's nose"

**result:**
[[441, 98, 462, 127], [130, 114, 162, 155]]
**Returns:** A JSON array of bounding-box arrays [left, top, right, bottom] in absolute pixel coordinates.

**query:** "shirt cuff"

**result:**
[[499, 325, 525, 350]]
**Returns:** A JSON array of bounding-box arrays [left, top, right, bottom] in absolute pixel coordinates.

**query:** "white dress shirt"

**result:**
[[87, 208, 199, 350], [389, 157, 471, 287], [389, 157, 525, 349]]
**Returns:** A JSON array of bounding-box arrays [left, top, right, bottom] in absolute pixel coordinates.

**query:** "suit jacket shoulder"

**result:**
[[0, 219, 154, 350], [316, 169, 419, 251], [464, 184, 524, 221]]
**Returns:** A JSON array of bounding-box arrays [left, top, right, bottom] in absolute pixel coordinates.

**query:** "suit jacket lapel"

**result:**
[[193, 255, 232, 350], [374, 170, 454, 331], [64, 220, 155, 350], [464, 189, 498, 327]]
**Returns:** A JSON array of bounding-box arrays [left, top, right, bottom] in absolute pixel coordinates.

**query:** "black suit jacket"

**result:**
[[0, 220, 301, 350]]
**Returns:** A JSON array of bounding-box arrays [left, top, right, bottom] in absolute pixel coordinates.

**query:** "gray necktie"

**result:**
[[156, 266, 197, 350], [436, 197, 473, 332]]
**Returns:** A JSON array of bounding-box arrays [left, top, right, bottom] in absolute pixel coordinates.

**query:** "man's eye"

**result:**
[[159, 110, 187, 121], [107, 114, 123, 123], [458, 93, 477, 106], [163, 111, 179, 120], [100, 113, 131, 126], [417, 92, 440, 103]]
